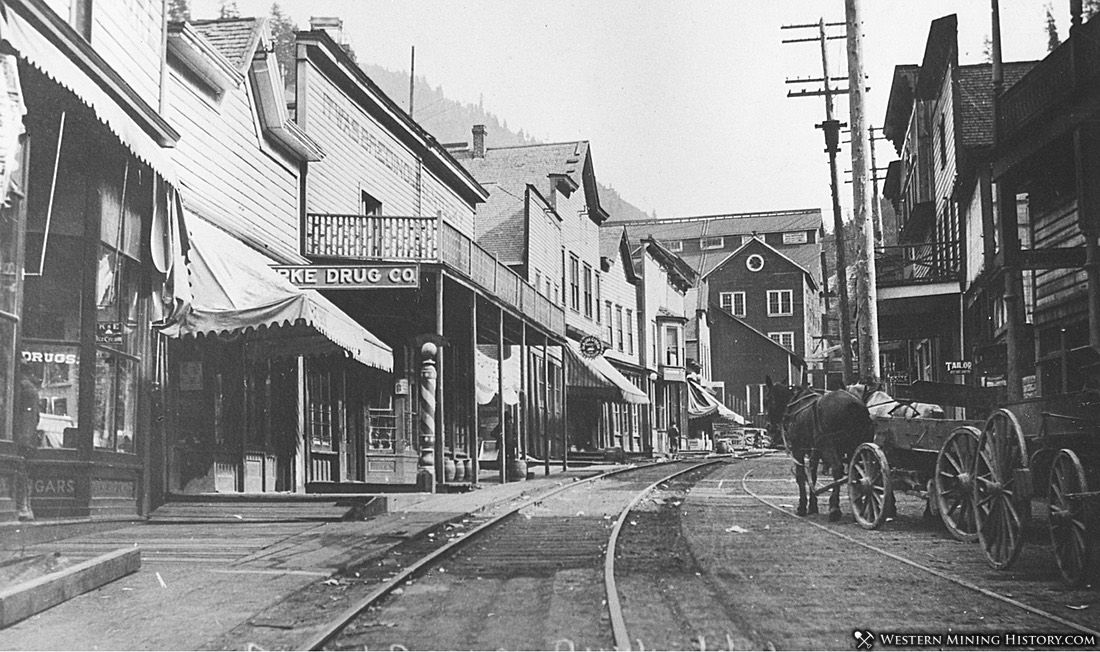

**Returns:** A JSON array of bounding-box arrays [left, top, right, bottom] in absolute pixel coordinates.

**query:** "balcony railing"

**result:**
[[998, 17, 1100, 138], [875, 241, 962, 288], [305, 213, 565, 335]]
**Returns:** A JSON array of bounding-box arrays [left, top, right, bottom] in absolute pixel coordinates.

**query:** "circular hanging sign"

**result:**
[[578, 335, 604, 358], [746, 253, 765, 272]]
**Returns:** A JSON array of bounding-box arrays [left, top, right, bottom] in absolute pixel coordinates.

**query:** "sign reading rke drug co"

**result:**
[[273, 264, 419, 289]]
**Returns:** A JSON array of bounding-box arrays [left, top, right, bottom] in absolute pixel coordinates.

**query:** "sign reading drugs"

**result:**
[[273, 264, 419, 289]]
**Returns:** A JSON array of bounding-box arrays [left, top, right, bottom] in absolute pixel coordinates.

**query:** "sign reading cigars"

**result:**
[[273, 264, 419, 289]]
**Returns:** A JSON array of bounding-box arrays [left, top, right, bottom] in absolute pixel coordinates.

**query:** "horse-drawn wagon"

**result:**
[[841, 383, 993, 540], [968, 390, 1100, 586]]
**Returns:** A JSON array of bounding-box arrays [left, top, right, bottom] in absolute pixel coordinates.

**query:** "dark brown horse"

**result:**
[[764, 376, 874, 521]]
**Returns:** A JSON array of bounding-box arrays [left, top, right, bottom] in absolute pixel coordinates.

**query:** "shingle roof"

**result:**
[[455, 142, 588, 195], [190, 18, 264, 72], [474, 183, 527, 264], [616, 209, 823, 281], [611, 209, 821, 239], [955, 61, 1038, 150], [599, 226, 625, 261]]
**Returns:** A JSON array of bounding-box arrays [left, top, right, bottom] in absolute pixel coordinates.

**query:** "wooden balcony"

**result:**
[[304, 213, 565, 335], [875, 241, 962, 288], [998, 17, 1100, 139]]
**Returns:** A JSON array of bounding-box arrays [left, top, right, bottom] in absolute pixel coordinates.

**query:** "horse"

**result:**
[[846, 383, 944, 419], [764, 376, 874, 521]]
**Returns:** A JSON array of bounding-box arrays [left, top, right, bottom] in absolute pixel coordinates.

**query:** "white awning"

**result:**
[[160, 214, 392, 371], [1, 2, 178, 184], [688, 378, 745, 423], [566, 339, 649, 405]]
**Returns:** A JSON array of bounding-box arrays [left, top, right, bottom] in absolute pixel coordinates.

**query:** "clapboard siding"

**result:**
[[933, 67, 958, 243], [301, 61, 475, 235], [1033, 199, 1086, 321], [166, 69, 303, 262], [90, 0, 163, 109], [601, 246, 640, 368], [560, 188, 601, 336], [527, 188, 562, 300]]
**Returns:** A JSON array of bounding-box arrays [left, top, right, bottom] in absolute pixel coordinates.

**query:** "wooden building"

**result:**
[[450, 132, 646, 457], [989, 3, 1100, 398], [881, 14, 1036, 400], [0, 0, 186, 519], [294, 27, 565, 487], [702, 237, 815, 423]]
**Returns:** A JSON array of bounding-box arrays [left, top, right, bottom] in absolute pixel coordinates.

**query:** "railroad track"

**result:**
[[738, 464, 1100, 641], [305, 458, 726, 651]]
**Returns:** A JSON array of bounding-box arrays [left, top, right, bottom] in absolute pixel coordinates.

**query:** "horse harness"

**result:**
[[780, 386, 823, 467]]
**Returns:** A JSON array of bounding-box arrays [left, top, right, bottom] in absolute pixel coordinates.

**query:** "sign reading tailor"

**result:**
[[273, 264, 419, 289], [945, 360, 973, 375]]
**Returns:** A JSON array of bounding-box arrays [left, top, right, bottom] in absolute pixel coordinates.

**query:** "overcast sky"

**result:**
[[194, 1, 1056, 222]]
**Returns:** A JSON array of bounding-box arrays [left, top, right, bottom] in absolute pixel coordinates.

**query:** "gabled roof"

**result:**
[[598, 225, 639, 284], [709, 302, 805, 365], [453, 140, 608, 224], [641, 237, 697, 291], [474, 182, 527, 265], [915, 14, 957, 100], [955, 62, 1038, 150], [702, 236, 818, 291], [190, 18, 265, 72], [295, 30, 488, 205], [883, 64, 920, 150]]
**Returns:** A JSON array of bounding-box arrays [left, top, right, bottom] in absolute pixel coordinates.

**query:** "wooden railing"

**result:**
[[875, 241, 962, 288], [998, 17, 1100, 138], [305, 213, 565, 335]]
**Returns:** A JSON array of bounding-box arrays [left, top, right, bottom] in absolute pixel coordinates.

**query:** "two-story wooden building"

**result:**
[[702, 237, 814, 423], [987, 3, 1100, 398], [450, 131, 646, 457], [295, 30, 566, 487], [882, 14, 1036, 399], [611, 209, 826, 384], [0, 0, 187, 520], [599, 225, 646, 452]]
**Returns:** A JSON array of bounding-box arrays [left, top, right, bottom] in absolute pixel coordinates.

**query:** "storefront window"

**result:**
[[307, 364, 335, 450], [94, 245, 143, 453]]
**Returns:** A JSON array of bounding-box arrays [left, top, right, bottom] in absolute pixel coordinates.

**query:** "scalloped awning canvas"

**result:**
[[161, 214, 392, 371]]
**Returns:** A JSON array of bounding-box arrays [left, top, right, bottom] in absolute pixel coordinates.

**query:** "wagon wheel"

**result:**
[[1048, 449, 1094, 586], [973, 409, 1029, 570], [848, 442, 894, 530], [935, 426, 980, 542]]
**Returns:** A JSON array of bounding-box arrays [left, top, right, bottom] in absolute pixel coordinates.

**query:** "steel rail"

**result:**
[[740, 468, 1100, 638], [604, 459, 725, 651], [303, 458, 723, 651]]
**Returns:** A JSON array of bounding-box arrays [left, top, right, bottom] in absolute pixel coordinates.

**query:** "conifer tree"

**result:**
[[167, 0, 190, 23]]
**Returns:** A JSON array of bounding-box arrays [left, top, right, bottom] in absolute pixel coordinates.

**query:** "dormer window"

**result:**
[[700, 236, 724, 250], [666, 240, 683, 252]]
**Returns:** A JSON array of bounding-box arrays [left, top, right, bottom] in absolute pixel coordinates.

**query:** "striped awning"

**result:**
[[566, 339, 649, 404], [160, 213, 392, 371]]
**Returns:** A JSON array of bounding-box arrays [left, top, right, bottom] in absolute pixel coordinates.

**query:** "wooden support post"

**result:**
[[497, 307, 506, 485], [543, 340, 550, 476], [470, 293, 479, 483], [435, 272, 445, 486]]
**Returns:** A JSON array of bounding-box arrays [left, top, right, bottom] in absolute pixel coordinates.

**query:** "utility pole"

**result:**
[[846, 0, 880, 384], [409, 46, 416, 117], [843, 125, 889, 248], [783, 18, 855, 385]]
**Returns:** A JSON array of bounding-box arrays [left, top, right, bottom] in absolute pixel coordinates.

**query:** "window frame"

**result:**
[[568, 254, 580, 312], [700, 236, 724, 250], [583, 263, 593, 318], [766, 289, 793, 317], [768, 331, 796, 351], [719, 291, 746, 317]]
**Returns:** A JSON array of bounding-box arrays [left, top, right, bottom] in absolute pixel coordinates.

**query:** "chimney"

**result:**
[[310, 17, 345, 44], [472, 124, 486, 158]]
